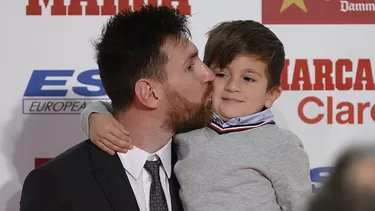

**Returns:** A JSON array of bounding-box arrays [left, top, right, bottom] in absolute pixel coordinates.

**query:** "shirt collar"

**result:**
[[117, 139, 172, 180], [211, 108, 275, 128]]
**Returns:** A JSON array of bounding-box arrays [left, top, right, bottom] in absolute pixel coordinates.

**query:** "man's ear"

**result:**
[[134, 79, 160, 109], [264, 86, 282, 108]]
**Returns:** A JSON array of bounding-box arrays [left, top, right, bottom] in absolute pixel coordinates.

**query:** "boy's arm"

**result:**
[[80, 101, 132, 155], [81, 101, 113, 135], [270, 134, 313, 211]]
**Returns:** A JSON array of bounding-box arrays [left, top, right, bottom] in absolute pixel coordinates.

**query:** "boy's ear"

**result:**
[[265, 86, 282, 108]]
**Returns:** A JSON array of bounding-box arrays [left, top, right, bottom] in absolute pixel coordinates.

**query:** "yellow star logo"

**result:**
[[280, 0, 308, 13]]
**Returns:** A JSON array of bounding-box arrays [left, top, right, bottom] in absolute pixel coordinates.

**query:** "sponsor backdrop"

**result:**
[[0, 0, 374, 210]]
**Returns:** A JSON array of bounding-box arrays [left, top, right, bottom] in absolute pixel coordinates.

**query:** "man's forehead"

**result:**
[[163, 37, 197, 54]]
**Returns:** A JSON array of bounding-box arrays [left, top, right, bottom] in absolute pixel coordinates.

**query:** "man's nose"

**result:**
[[199, 62, 215, 83]]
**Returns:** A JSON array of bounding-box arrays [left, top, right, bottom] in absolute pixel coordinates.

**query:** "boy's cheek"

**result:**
[[210, 96, 220, 107], [212, 81, 225, 94]]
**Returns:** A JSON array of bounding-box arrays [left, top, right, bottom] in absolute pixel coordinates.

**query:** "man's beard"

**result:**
[[162, 84, 213, 134]]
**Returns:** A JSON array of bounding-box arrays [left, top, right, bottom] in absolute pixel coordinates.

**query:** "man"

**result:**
[[19, 5, 214, 211]]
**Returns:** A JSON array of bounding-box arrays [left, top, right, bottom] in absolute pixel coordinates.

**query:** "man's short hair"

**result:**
[[203, 20, 285, 90], [94, 5, 191, 112]]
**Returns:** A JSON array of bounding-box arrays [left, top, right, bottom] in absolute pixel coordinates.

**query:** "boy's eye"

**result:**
[[215, 73, 226, 78], [243, 76, 255, 82]]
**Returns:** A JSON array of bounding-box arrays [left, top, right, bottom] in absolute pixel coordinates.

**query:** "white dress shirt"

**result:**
[[117, 139, 172, 211]]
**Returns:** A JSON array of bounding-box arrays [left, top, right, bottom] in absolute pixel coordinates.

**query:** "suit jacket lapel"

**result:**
[[170, 141, 183, 211], [88, 140, 140, 211], [169, 174, 183, 211]]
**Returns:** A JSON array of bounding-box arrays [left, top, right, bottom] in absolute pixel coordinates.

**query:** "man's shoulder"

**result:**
[[35, 139, 97, 172], [22, 140, 97, 193]]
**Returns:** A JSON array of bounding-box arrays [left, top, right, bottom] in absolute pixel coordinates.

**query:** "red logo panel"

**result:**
[[262, 0, 375, 24]]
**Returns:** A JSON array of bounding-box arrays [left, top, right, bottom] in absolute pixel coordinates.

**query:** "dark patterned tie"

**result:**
[[144, 159, 168, 211]]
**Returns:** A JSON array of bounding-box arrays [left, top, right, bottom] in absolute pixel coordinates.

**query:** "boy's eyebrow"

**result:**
[[244, 69, 262, 77]]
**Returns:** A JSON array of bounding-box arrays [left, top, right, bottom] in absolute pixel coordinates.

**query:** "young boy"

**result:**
[[81, 20, 312, 211]]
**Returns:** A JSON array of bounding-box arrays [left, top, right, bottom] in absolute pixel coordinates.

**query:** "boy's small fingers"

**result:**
[[96, 141, 115, 155], [101, 138, 123, 153], [108, 133, 133, 151], [110, 127, 132, 142], [113, 121, 131, 135]]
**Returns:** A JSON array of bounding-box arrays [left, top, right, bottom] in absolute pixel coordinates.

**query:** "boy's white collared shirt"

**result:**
[[211, 108, 275, 127], [117, 139, 172, 211]]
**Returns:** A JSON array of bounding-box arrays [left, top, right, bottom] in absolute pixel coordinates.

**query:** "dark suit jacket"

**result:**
[[20, 140, 183, 211]]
